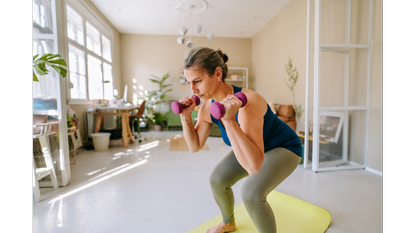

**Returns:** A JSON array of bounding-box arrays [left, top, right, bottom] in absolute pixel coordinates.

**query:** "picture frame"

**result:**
[[319, 111, 344, 144]]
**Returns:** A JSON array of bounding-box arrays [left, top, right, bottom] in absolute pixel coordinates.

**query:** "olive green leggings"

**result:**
[[209, 147, 301, 233]]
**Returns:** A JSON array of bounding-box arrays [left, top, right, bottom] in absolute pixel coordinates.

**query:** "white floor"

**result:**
[[33, 131, 382, 233]]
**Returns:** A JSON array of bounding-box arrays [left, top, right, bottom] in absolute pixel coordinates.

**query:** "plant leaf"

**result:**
[[148, 91, 157, 98], [33, 70, 39, 82], [39, 53, 52, 60], [149, 74, 160, 80], [51, 65, 67, 77], [46, 54, 61, 60], [162, 72, 171, 81], [47, 59, 67, 66], [34, 62, 49, 75], [33, 54, 39, 61], [149, 78, 160, 83]]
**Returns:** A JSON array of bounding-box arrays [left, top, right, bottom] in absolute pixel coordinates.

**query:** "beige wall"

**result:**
[[252, 0, 382, 172], [120, 34, 251, 112], [252, 0, 308, 129]]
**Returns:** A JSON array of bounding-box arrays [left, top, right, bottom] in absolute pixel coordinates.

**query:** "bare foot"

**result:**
[[206, 221, 236, 233]]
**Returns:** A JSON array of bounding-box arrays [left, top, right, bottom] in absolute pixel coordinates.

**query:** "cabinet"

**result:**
[[304, 0, 375, 172], [226, 67, 248, 89]]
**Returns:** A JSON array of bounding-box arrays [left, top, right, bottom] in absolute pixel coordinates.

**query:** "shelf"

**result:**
[[310, 43, 370, 54], [228, 67, 248, 70], [307, 106, 368, 111], [227, 67, 248, 89], [305, 0, 375, 172], [226, 76, 246, 82]]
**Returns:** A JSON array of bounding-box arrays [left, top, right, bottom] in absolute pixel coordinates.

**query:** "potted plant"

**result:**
[[150, 112, 167, 131], [148, 71, 173, 112], [33, 53, 67, 81], [284, 57, 304, 133], [147, 71, 172, 131]]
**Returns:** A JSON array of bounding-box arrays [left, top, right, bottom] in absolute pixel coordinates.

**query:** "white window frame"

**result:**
[[33, 0, 60, 115], [66, 0, 114, 105]]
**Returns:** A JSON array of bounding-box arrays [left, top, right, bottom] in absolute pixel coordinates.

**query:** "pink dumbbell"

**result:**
[[171, 95, 201, 114], [210, 92, 248, 119]]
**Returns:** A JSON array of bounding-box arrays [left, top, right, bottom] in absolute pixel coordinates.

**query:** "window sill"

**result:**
[[68, 99, 93, 106]]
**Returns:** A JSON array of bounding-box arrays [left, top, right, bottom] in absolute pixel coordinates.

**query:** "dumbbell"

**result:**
[[210, 92, 248, 119], [171, 95, 201, 114]]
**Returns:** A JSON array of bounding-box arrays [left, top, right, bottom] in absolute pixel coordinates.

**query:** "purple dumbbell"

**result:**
[[210, 92, 248, 119], [171, 95, 201, 114]]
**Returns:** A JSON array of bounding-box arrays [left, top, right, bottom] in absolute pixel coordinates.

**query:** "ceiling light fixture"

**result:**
[[175, 0, 213, 47]]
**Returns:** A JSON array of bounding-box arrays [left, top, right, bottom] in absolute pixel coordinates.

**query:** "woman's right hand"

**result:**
[[178, 95, 197, 116]]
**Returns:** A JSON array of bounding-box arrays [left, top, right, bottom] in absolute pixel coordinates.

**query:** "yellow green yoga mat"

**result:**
[[187, 190, 331, 233]]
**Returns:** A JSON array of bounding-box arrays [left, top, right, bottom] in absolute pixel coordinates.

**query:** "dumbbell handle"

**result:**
[[210, 92, 248, 119], [171, 95, 201, 114]]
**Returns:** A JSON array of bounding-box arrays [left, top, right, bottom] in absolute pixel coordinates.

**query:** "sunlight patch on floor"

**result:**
[[48, 160, 148, 205]]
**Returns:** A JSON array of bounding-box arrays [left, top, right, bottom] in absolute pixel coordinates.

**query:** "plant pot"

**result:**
[[154, 125, 162, 131]]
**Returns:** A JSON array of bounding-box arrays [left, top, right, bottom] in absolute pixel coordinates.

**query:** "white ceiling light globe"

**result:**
[[207, 33, 214, 41], [177, 37, 185, 44], [179, 27, 188, 36], [186, 41, 193, 48], [194, 24, 202, 33]]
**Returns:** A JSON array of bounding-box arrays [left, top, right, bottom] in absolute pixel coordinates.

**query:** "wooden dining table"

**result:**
[[94, 106, 135, 148]]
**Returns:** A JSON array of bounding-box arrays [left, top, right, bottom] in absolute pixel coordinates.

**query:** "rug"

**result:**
[[169, 137, 210, 151], [187, 190, 331, 233]]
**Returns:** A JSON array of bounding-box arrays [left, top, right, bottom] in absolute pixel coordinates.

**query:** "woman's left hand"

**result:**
[[219, 94, 243, 122]]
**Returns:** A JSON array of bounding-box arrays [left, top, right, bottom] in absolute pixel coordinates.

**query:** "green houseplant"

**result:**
[[284, 57, 304, 132], [148, 71, 172, 131], [33, 53, 68, 81], [150, 112, 167, 131], [148, 71, 173, 112]]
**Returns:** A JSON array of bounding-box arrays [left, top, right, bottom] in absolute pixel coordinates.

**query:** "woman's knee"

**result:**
[[241, 186, 266, 206], [209, 171, 228, 190]]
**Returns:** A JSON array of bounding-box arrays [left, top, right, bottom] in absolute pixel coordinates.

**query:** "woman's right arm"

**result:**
[[180, 99, 212, 152]]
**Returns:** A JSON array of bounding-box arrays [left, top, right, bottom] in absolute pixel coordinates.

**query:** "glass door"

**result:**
[[33, 0, 71, 186]]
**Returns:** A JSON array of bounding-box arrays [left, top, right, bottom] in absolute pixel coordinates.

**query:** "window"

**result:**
[[103, 62, 114, 100], [33, 0, 59, 112], [87, 54, 103, 100], [33, 0, 54, 35], [66, 5, 84, 45], [68, 44, 87, 99], [102, 35, 112, 62], [66, 2, 113, 102], [86, 22, 101, 56], [33, 39, 57, 100]]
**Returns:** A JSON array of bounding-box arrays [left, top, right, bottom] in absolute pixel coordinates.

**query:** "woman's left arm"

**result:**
[[221, 90, 267, 175]]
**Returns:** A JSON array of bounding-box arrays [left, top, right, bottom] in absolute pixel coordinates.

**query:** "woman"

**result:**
[[178, 47, 302, 233]]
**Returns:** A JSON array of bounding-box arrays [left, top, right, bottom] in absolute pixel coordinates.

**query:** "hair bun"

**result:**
[[217, 49, 228, 63]]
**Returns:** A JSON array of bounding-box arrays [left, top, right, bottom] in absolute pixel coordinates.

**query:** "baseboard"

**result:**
[[365, 166, 383, 176]]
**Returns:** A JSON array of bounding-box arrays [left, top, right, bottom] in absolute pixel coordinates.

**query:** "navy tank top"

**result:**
[[210, 85, 303, 157]]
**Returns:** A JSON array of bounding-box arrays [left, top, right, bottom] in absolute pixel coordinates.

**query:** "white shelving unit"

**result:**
[[304, 0, 375, 172], [227, 67, 248, 89]]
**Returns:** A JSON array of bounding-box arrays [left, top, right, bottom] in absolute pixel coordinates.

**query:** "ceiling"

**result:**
[[90, 0, 291, 38]]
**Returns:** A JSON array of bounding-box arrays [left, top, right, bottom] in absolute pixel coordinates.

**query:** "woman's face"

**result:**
[[184, 66, 221, 101]]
